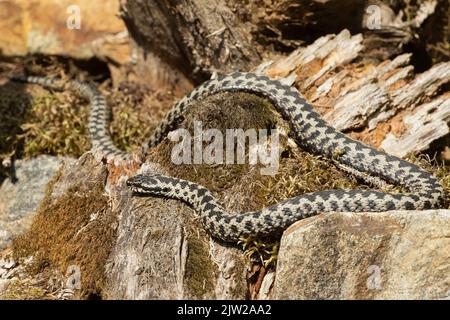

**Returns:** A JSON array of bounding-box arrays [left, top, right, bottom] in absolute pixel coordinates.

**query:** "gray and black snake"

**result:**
[[11, 72, 446, 242]]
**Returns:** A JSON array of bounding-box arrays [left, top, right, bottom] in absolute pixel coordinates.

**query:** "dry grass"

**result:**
[[1, 280, 49, 300], [0, 57, 174, 172]]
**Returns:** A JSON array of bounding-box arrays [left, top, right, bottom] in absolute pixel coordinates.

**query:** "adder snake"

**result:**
[[12, 73, 446, 242]]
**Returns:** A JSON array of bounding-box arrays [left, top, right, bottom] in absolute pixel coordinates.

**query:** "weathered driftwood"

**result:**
[[261, 29, 450, 158]]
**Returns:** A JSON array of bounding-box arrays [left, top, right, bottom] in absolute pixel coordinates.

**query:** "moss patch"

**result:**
[[184, 227, 217, 299], [1, 280, 49, 300], [11, 163, 116, 299], [0, 57, 175, 173], [150, 91, 282, 192], [407, 154, 450, 206]]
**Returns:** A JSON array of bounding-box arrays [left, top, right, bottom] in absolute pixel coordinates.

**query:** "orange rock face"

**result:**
[[0, 0, 130, 65]]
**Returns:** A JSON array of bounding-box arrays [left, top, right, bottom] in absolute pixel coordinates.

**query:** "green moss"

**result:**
[[20, 94, 90, 157], [150, 92, 283, 192], [406, 154, 450, 207], [0, 61, 174, 169], [11, 84, 161, 159], [240, 237, 279, 268], [12, 159, 116, 299], [1, 280, 50, 300], [184, 226, 217, 299], [148, 229, 166, 241]]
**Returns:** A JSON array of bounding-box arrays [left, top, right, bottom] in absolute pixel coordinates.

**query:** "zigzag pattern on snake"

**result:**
[[11, 72, 446, 242]]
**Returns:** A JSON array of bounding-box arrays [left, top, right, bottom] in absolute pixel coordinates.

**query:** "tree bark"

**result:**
[[120, 0, 261, 83]]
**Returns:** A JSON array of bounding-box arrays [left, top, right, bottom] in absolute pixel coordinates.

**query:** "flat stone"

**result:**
[[273, 210, 450, 299]]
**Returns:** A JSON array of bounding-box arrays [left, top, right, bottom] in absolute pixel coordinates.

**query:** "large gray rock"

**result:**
[[0, 156, 70, 249], [273, 210, 450, 299]]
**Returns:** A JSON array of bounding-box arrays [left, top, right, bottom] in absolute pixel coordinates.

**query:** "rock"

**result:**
[[273, 210, 450, 299], [0, 0, 131, 83], [0, 155, 70, 249], [257, 271, 275, 300], [1, 153, 111, 299]]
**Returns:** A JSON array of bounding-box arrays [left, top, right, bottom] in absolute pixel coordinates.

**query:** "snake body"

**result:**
[[11, 75, 127, 160], [12, 72, 446, 242]]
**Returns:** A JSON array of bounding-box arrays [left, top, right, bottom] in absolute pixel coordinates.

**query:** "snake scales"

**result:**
[[11, 73, 446, 242]]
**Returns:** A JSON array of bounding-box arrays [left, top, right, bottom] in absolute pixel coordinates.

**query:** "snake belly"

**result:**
[[12, 72, 446, 242]]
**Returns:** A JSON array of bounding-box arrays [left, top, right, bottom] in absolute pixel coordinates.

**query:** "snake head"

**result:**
[[127, 173, 173, 195]]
